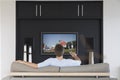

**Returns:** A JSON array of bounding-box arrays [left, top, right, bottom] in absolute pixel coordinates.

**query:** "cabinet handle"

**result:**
[[81, 4, 84, 16], [36, 4, 38, 16], [40, 5, 41, 16], [78, 4, 79, 16]]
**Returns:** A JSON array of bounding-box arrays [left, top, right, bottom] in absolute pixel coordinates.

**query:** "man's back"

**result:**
[[38, 58, 81, 68]]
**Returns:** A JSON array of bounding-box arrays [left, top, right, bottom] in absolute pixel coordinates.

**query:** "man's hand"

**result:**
[[69, 52, 77, 57], [69, 52, 80, 61]]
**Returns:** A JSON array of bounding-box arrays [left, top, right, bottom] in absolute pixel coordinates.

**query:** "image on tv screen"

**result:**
[[41, 32, 78, 55]]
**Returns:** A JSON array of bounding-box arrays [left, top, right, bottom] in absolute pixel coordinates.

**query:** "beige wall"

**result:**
[[0, 0, 120, 80]]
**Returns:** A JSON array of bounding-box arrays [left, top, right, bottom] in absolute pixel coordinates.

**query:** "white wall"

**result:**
[[0, 0, 120, 80], [0, 0, 15, 79], [104, 0, 120, 80], [0, 1, 2, 79]]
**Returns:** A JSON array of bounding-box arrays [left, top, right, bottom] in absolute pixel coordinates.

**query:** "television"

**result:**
[[41, 32, 78, 55]]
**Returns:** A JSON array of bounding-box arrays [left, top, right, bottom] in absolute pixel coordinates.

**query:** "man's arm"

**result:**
[[16, 60, 38, 68], [69, 52, 81, 61]]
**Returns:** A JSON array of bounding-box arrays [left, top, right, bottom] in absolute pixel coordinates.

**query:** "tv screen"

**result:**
[[41, 32, 78, 55]]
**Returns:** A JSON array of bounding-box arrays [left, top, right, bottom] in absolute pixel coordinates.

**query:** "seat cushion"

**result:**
[[11, 62, 59, 72], [60, 63, 109, 73]]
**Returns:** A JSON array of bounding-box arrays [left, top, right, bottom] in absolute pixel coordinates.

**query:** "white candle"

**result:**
[[24, 52, 27, 62], [29, 46, 32, 53], [24, 44, 27, 52], [29, 53, 32, 63]]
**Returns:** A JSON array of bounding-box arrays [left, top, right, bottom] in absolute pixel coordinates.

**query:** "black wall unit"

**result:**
[[16, 1, 103, 65]]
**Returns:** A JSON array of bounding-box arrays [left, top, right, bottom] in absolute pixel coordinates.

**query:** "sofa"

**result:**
[[9, 62, 117, 80]]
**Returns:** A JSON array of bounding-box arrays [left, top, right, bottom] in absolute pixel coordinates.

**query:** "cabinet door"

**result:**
[[83, 2, 103, 18], [41, 2, 78, 18], [16, 2, 37, 18]]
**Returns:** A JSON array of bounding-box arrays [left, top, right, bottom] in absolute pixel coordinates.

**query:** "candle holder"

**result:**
[[89, 51, 94, 64], [24, 38, 33, 62]]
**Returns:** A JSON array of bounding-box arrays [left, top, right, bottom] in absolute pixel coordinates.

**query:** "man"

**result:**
[[16, 44, 81, 68]]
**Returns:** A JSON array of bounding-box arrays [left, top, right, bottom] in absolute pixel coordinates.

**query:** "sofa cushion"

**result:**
[[60, 63, 109, 73], [11, 62, 59, 72]]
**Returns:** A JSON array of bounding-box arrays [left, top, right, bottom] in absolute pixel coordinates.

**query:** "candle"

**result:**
[[29, 53, 32, 62], [29, 46, 32, 53], [24, 44, 27, 52], [24, 52, 27, 61], [28, 46, 32, 62]]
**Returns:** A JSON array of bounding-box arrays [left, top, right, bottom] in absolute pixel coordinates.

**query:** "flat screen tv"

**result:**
[[41, 32, 78, 55]]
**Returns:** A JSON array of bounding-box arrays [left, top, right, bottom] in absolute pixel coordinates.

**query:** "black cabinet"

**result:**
[[16, 1, 103, 64], [16, 2, 42, 18], [82, 2, 103, 18], [41, 2, 78, 18], [16, 1, 102, 19]]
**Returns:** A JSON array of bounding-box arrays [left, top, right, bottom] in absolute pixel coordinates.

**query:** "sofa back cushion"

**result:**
[[60, 63, 109, 73], [11, 62, 109, 73]]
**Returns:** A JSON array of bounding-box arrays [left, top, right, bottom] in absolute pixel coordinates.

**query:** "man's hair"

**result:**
[[54, 44, 64, 57]]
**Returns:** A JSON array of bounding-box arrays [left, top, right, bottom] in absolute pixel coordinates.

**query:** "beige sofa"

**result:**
[[9, 62, 117, 80]]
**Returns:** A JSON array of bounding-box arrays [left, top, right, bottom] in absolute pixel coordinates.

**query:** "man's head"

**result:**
[[54, 44, 64, 57]]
